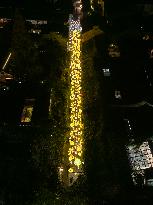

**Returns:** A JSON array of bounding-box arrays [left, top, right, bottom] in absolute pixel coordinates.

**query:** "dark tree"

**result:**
[[10, 9, 43, 80]]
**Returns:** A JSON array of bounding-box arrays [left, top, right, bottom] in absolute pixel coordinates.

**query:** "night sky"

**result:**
[[0, 0, 72, 8], [0, 0, 73, 20]]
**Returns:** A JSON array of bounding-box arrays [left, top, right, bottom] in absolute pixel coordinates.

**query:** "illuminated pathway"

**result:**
[[61, 0, 103, 186], [67, 14, 83, 184], [60, 0, 83, 186]]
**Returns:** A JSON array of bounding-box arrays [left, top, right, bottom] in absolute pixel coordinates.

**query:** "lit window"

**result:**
[[0, 18, 8, 28], [108, 43, 120, 58], [21, 99, 35, 123], [115, 90, 122, 99], [143, 34, 150, 40], [102, 68, 110, 76], [150, 49, 153, 58], [29, 29, 41, 34], [27, 20, 47, 25]]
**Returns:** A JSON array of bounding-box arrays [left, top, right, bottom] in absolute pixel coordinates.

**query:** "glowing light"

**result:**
[[90, 0, 94, 10], [48, 88, 53, 117], [68, 168, 74, 173], [2, 52, 12, 71]]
